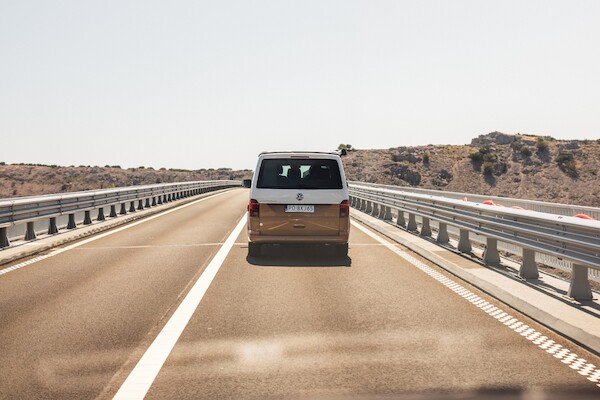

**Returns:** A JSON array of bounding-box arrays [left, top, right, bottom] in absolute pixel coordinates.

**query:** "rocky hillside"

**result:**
[[342, 132, 600, 207], [0, 164, 253, 198], [2, 132, 600, 207]]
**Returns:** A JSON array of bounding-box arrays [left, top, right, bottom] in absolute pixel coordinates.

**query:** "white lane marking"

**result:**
[[113, 214, 246, 400], [0, 191, 234, 277], [74, 243, 226, 250], [351, 220, 600, 390]]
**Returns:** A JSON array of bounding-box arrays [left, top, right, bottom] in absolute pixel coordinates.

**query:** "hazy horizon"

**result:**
[[2, 0, 599, 170]]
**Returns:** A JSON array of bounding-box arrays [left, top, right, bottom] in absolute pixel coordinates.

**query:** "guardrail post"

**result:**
[[371, 202, 379, 216], [383, 206, 393, 221], [457, 229, 472, 253], [567, 264, 593, 301], [365, 201, 373, 214], [83, 211, 92, 225], [407, 213, 418, 232], [97, 208, 106, 221], [48, 217, 59, 234], [137, 200, 144, 210], [129, 201, 136, 213], [157, 196, 163, 205], [67, 214, 77, 229], [437, 222, 449, 244], [145, 198, 151, 208], [483, 238, 500, 265], [25, 222, 37, 240], [110, 205, 118, 217], [120, 203, 127, 215], [377, 204, 385, 218], [420, 217, 432, 237], [152, 197, 157, 206], [360, 199, 366, 211], [396, 210, 406, 227], [0, 227, 10, 248], [519, 248, 538, 279]]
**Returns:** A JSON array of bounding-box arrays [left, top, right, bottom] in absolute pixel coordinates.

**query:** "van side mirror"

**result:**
[[242, 179, 252, 188]]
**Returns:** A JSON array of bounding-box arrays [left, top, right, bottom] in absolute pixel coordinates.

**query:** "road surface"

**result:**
[[0, 189, 598, 399]]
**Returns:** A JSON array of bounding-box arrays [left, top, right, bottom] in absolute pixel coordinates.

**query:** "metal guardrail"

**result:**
[[0, 180, 241, 248], [349, 181, 600, 220], [349, 183, 600, 301]]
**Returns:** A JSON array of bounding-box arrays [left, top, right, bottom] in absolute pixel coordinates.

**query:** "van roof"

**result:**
[[258, 151, 339, 156]]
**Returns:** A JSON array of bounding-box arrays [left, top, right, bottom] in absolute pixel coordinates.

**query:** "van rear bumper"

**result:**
[[248, 234, 348, 245]]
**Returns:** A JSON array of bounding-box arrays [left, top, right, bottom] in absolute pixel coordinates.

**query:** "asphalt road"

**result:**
[[0, 189, 598, 399]]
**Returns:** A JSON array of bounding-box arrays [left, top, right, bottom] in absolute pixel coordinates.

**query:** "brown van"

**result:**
[[244, 152, 350, 257]]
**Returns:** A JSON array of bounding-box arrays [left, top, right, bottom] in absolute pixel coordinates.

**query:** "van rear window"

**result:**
[[257, 159, 343, 189]]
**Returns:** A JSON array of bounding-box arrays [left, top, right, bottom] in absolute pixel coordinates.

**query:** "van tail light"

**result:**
[[249, 199, 260, 217], [340, 200, 349, 217]]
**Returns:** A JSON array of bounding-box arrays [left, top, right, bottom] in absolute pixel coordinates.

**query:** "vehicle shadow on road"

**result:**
[[246, 244, 352, 267]]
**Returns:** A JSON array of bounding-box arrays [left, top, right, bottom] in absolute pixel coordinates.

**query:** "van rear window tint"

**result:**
[[257, 159, 343, 189]]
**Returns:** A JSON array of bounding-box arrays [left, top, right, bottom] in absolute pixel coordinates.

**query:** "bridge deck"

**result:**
[[0, 189, 598, 399]]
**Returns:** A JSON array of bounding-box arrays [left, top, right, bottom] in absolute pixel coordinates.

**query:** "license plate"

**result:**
[[285, 205, 315, 213]]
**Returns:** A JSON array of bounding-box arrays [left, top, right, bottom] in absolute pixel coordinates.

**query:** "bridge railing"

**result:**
[[0, 180, 241, 249], [349, 181, 600, 220], [349, 183, 600, 301]]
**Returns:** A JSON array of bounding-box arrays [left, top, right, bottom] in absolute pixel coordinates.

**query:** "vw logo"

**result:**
[[296, 193, 304, 201]]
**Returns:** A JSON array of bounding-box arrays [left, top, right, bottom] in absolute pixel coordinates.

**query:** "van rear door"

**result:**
[[254, 158, 346, 237]]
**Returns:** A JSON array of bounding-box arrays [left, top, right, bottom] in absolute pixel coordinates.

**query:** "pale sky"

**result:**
[[1, 0, 599, 170]]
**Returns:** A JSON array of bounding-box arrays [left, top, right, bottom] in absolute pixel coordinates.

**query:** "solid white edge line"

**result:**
[[0, 190, 233, 277], [113, 213, 247, 400]]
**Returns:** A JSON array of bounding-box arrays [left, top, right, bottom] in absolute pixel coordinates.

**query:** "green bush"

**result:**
[[536, 137, 549, 152], [483, 153, 497, 163], [555, 153, 577, 176], [520, 146, 532, 157], [482, 162, 495, 175], [422, 152, 430, 164], [469, 151, 484, 163], [478, 145, 491, 154], [510, 140, 523, 151]]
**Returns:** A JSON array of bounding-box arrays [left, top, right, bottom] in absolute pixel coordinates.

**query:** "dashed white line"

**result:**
[[351, 220, 600, 390]]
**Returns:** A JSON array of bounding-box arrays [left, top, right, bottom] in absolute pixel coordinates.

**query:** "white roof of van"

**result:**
[[258, 151, 340, 158]]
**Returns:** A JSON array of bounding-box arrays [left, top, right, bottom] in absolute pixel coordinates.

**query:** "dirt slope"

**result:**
[[342, 132, 600, 207], [0, 164, 252, 198], [2, 132, 600, 207]]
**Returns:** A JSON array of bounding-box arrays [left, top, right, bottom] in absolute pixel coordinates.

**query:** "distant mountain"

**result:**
[[342, 132, 600, 207], [0, 164, 252, 198], [3, 132, 600, 207]]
